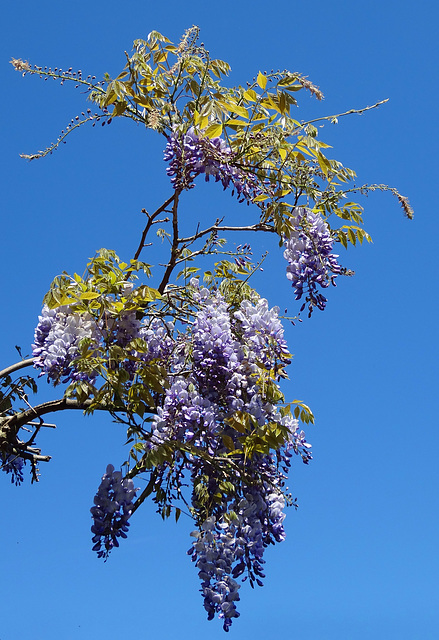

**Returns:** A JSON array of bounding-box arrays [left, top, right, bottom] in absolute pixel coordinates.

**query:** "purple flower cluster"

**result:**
[[32, 305, 101, 384], [32, 286, 310, 629], [147, 285, 311, 630], [164, 127, 262, 203], [1, 452, 25, 485], [283, 207, 342, 314], [192, 292, 246, 408], [189, 516, 241, 631], [90, 464, 137, 560], [33, 303, 175, 385], [150, 376, 219, 451], [151, 285, 310, 457], [138, 318, 175, 363], [189, 483, 290, 631], [234, 298, 291, 370], [105, 310, 141, 348]]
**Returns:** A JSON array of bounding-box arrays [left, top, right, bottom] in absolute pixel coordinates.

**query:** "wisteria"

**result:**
[[1, 452, 25, 485], [33, 304, 176, 385], [28, 261, 313, 631], [3, 25, 414, 637], [189, 483, 290, 631], [164, 127, 262, 203], [189, 516, 241, 631], [149, 288, 308, 454], [90, 464, 137, 560], [138, 318, 175, 363], [283, 207, 343, 314], [141, 287, 312, 629], [32, 304, 101, 384], [234, 298, 292, 370]]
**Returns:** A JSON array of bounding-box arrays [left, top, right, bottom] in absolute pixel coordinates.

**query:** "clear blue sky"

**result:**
[[1, 1, 438, 639]]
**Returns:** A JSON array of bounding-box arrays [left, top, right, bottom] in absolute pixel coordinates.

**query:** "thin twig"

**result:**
[[158, 191, 181, 293], [178, 221, 275, 245], [133, 194, 176, 261], [295, 99, 389, 131]]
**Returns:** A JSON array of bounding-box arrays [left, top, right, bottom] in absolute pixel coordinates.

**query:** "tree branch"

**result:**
[[178, 221, 275, 246], [158, 191, 181, 294], [133, 194, 176, 261], [293, 99, 390, 131], [0, 358, 35, 379]]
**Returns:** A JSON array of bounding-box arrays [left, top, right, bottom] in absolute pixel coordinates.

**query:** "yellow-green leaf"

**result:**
[[225, 118, 248, 127], [257, 71, 267, 90], [203, 123, 223, 139], [225, 102, 249, 119], [347, 227, 356, 245], [317, 152, 331, 176], [80, 291, 101, 300], [243, 89, 257, 102], [136, 286, 162, 301], [222, 435, 235, 451]]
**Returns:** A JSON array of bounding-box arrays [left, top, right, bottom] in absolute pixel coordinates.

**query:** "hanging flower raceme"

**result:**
[[32, 304, 101, 384], [149, 286, 301, 453], [164, 127, 262, 203], [234, 298, 292, 371], [189, 483, 291, 631], [283, 207, 343, 314], [1, 452, 26, 485], [90, 464, 137, 560], [143, 284, 312, 630], [189, 516, 241, 632]]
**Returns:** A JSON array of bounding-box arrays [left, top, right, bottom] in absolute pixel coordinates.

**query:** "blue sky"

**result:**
[[1, 1, 438, 639]]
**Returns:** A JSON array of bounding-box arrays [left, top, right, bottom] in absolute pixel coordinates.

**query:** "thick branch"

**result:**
[[1, 396, 156, 439], [1, 398, 94, 438], [0, 358, 35, 379]]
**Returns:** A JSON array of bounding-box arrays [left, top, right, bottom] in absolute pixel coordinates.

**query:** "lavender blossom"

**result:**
[[1, 452, 25, 485], [106, 311, 141, 347], [190, 516, 241, 632], [164, 127, 262, 203], [150, 376, 219, 451], [283, 207, 342, 314], [90, 464, 137, 560], [138, 318, 175, 363], [234, 298, 291, 370], [189, 484, 291, 630], [32, 305, 101, 384], [192, 293, 245, 410]]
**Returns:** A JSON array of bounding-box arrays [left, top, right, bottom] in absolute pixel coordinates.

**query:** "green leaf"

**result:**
[[203, 123, 223, 139], [347, 227, 356, 245], [257, 71, 267, 90], [134, 285, 162, 302], [243, 89, 257, 102], [79, 291, 101, 300], [222, 434, 235, 451], [224, 102, 249, 119], [317, 151, 331, 176]]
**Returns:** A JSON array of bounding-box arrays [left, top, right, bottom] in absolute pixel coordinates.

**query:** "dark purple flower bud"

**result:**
[[90, 464, 137, 560]]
